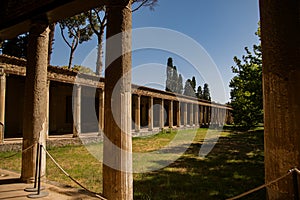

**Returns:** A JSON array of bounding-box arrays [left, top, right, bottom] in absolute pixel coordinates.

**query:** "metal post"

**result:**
[[27, 144, 48, 198], [24, 144, 42, 192]]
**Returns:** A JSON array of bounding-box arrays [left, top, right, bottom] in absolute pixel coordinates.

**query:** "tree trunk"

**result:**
[[68, 41, 75, 69], [96, 30, 104, 76], [48, 23, 56, 65]]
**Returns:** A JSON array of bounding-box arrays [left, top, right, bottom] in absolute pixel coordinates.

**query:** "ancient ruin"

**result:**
[[0, 0, 299, 199]]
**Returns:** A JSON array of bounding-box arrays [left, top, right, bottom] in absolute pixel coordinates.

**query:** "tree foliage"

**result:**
[[86, 6, 107, 76], [202, 83, 211, 101], [191, 76, 196, 92], [165, 57, 183, 94], [0, 34, 28, 58], [62, 65, 95, 75], [59, 13, 93, 69], [177, 74, 183, 94], [229, 28, 263, 129], [86, 0, 158, 76], [183, 79, 196, 97], [196, 86, 202, 99], [1, 28, 54, 64]]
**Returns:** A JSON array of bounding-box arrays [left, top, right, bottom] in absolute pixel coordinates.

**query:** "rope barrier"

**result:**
[[42, 146, 107, 200], [0, 143, 36, 160], [294, 168, 300, 175], [227, 169, 294, 200], [3, 139, 300, 200]]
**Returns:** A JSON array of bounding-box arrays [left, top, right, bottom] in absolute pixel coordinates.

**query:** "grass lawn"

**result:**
[[0, 128, 264, 199]]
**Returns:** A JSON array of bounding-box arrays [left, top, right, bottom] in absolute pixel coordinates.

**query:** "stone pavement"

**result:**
[[0, 169, 104, 200]]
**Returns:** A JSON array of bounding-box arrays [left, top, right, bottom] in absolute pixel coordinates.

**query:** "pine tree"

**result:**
[[59, 13, 94, 69]]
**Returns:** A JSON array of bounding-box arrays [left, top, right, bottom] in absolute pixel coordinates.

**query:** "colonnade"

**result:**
[[131, 95, 231, 132], [0, 82, 232, 143], [0, 0, 298, 198], [0, 74, 232, 142]]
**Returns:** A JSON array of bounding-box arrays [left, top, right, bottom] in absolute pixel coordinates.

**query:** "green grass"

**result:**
[[0, 128, 265, 199]]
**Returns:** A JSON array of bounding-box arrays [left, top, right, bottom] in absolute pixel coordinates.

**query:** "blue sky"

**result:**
[[51, 0, 260, 103]]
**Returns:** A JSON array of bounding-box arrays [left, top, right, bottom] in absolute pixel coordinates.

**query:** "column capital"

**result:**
[[107, 0, 132, 7], [0, 67, 5, 76]]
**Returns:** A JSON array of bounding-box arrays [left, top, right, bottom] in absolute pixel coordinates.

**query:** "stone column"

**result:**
[[160, 99, 164, 129], [189, 103, 194, 126], [199, 105, 203, 127], [176, 102, 181, 127], [208, 106, 211, 126], [135, 95, 140, 132], [73, 84, 81, 137], [195, 104, 199, 127], [168, 100, 173, 128], [260, 1, 300, 199], [0, 68, 6, 144], [98, 89, 105, 133], [218, 108, 222, 126], [21, 20, 49, 182], [183, 103, 187, 127], [213, 107, 217, 125], [218, 108, 221, 125], [45, 80, 50, 139], [103, 1, 133, 199], [203, 106, 207, 126], [220, 108, 224, 126], [148, 97, 153, 131]]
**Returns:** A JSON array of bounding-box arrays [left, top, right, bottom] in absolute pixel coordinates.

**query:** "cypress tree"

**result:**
[[203, 83, 211, 101], [177, 74, 183, 94], [166, 57, 173, 92], [197, 86, 203, 99]]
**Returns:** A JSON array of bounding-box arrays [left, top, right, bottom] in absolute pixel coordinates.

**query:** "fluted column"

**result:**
[[0, 68, 6, 144], [199, 105, 203, 127], [99, 89, 104, 132], [183, 103, 187, 127], [135, 95, 140, 132], [189, 103, 194, 126], [160, 99, 164, 129], [148, 96, 153, 131], [73, 84, 81, 137], [207, 106, 211, 126], [45, 80, 50, 139], [176, 102, 181, 127], [195, 104, 199, 127], [203, 106, 207, 126], [103, 1, 133, 199], [168, 100, 173, 128]]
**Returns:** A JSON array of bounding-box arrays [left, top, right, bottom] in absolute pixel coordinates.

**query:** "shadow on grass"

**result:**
[[133, 130, 265, 200]]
